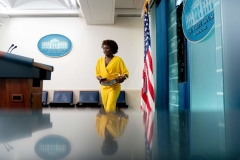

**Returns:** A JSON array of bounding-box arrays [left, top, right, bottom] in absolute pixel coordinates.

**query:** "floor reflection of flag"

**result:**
[[143, 111, 154, 160], [141, 1, 155, 160]]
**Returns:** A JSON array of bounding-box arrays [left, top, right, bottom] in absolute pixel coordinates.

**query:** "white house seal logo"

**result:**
[[182, 0, 214, 42], [38, 34, 72, 57]]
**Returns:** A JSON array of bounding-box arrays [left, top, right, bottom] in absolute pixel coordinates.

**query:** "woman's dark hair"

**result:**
[[102, 39, 118, 54]]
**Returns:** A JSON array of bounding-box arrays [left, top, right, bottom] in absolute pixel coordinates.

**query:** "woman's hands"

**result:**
[[97, 75, 128, 84], [99, 78, 107, 84], [97, 76, 107, 84], [116, 75, 127, 83], [116, 76, 124, 83]]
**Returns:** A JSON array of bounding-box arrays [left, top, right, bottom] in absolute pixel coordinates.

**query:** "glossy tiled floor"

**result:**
[[0, 108, 147, 160], [1, 107, 240, 160]]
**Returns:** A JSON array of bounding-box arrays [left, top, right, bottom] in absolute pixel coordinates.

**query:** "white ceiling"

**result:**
[[0, 0, 144, 24]]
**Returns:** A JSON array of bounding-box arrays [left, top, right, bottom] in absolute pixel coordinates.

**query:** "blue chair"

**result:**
[[49, 91, 75, 108], [116, 91, 128, 108], [42, 91, 49, 107], [76, 91, 101, 108]]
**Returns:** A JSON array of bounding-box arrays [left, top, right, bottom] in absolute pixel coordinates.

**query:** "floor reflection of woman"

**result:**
[[95, 108, 129, 155], [96, 39, 129, 113]]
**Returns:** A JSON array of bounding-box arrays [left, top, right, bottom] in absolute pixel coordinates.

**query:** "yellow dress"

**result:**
[[95, 113, 129, 138], [96, 56, 129, 112]]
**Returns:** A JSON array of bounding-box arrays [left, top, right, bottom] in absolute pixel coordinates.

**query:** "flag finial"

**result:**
[[143, 0, 150, 14]]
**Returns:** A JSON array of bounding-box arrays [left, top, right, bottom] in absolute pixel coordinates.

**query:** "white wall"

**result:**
[[0, 17, 143, 90]]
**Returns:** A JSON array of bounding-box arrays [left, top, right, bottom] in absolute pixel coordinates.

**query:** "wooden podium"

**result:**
[[0, 51, 53, 110]]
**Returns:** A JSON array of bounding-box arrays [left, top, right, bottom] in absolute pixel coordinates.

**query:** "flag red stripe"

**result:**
[[147, 49, 153, 73], [141, 91, 151, 112], [145, 65, 154, 101], [145, 61, 154, 102]]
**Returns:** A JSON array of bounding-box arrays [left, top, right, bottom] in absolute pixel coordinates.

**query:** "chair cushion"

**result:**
[[52, 91, 73, 103], [79, 91, 99, 103], [42, 91, 48, 104], [117, 91, 125, 103]]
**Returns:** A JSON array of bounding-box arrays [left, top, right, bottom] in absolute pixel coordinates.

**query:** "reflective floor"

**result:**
[[0, 108, 146, 160], [1, 107, 240, 160]]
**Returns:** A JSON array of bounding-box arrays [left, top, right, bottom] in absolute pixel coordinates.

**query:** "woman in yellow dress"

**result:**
[[96, 40, 129, 113]]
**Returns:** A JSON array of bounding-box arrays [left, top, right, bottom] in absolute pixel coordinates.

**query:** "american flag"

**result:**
[[141, 0, 155, 160]]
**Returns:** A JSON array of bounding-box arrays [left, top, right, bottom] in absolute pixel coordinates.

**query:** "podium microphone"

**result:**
[[7, 44, 14, 53], [9, 46, 17, 53], [4, 143, 13, 152]]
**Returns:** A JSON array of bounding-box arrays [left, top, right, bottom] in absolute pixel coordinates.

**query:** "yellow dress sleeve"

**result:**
[[119, 58, 129, 77], [95, 58, 102, 77]]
